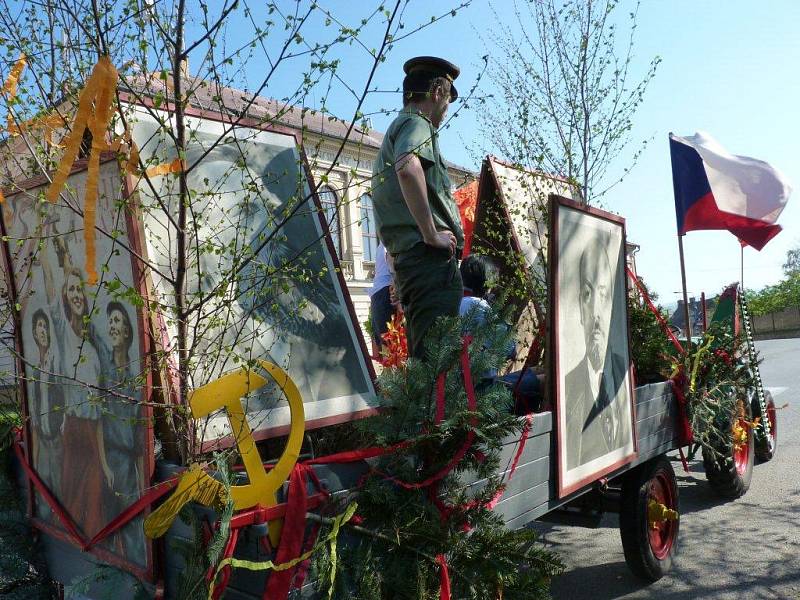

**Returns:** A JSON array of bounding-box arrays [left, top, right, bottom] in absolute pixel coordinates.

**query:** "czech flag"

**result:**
[[669, 132, 791, 250]]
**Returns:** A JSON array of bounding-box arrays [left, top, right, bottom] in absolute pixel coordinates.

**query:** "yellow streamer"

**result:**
[[2, 54, 26, 98], [144, 157, 184, 178], [45, 55, 118, 286], [143, 464, 228, 539], [7, 113, 66, 147], [109, 131, 140, 175], [144, 361, 305, 547], [207, 503, 357, 600]]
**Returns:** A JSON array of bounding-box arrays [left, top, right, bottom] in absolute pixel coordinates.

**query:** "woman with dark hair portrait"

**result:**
[[41, 234, 111, 538], [101, 300, 146, 558], [106, 301, 133, 372], [28, 308, 64, 511]]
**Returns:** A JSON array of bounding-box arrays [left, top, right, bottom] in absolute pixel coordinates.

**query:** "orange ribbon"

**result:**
[[145, 157, 184, 178], [45, 56, 119, 285]]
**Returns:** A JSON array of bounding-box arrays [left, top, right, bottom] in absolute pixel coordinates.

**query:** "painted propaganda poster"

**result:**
[[1, 159, 153, 576], [551, 197, 637, 497], [126, 105, 376, 445], [470, 157, 575, 371]]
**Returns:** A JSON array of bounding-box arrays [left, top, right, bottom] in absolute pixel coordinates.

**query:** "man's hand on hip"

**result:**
[[424, 229, 456, 256]]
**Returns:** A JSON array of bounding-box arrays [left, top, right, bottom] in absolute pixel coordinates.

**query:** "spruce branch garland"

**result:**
[[311, 309, 563, 599], [671, 323, 759, 460]]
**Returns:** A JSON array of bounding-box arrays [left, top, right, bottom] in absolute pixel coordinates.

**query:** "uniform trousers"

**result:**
[[392, 243, 463, 359]]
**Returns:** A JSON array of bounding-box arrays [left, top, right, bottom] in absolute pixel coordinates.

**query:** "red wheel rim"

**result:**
[[648, 471, 677, 560], [733, 418, 750, 475]]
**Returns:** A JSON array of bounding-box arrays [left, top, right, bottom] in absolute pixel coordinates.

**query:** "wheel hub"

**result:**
[[647, 500, 678, 529], [647, 473, 678, 560]]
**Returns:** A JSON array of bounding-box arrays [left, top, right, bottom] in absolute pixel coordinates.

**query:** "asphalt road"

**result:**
[[531, 338, 800, 600]]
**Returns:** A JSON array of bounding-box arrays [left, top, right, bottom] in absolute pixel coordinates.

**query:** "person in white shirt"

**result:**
[[368, 243, 396, 350]]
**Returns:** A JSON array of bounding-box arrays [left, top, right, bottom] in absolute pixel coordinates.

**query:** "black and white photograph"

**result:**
[[551, 196, 637, 497], [128, 107, 377, 444]]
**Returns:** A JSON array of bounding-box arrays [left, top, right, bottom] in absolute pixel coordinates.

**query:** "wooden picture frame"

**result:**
[[123, 103, 378, 447], [549, 195, 637, 497], [0, 159, 156, 581]]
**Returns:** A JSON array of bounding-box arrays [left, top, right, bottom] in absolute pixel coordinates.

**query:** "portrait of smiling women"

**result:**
[[40, 232, 111, 539], [101, 300, 147, 558]]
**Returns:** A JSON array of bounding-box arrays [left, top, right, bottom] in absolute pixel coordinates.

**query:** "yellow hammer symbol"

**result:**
[[144, 361, 305, 546]]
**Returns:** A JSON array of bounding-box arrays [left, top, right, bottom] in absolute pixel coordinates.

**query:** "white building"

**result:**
[[0, 74, 476, 372]]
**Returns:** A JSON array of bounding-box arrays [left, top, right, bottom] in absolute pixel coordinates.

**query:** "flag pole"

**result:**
[[677, 234, 692, 343], [740, 244, 745, 290]]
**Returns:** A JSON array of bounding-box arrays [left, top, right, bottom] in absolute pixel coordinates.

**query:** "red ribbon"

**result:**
[[12, 429, 179, 551], [263, 464, 311, 599], [669, 370, 694, 447], [437, 553, 451, 600]]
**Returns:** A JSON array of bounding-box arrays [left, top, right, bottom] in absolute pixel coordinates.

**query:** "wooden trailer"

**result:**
[[4, 118, 757, 598]]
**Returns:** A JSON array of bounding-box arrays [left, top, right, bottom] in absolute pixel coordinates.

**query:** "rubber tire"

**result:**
[[754, 390, 777, 463], [701, 399, 754, 499], [620, 457, 680, 582]]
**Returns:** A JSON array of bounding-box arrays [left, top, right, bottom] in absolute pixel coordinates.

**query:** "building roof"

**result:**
[[122, 72, 474, 174]]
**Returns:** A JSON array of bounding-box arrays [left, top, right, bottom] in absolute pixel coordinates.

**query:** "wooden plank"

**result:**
[[635, 394, 674, 422], [504, 499, 555, 529], [636, 408, 674, 439], [497, 411, 553, 444], [464, 454, 551, 500], [634, 381, 672, 405], [491, 480, 551, 522], [637, 428, 679, 458], [494, 428, 552, 469]]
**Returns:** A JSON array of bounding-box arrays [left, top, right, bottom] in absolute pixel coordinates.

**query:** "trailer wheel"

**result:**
[[620, 457, 680, 582], [754, 391, 777, 463], [701, 398, 754, 498]]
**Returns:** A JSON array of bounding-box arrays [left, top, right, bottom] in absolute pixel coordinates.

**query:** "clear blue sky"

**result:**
[[219, 0, 799, 304]]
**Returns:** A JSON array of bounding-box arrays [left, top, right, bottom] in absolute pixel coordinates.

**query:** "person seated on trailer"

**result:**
[[459, 254, 542, 409]]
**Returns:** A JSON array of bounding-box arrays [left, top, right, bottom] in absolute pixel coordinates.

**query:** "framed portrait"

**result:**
[[549, 195, 637, 497], [0, 159, 155, 580], [123, 103, 377, 447]]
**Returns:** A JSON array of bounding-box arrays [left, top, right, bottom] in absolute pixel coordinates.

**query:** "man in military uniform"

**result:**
[[371, 56, 465, 359]]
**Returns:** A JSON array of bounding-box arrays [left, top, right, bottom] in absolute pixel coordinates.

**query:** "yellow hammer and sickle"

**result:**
[[144, 361, 305, 546]]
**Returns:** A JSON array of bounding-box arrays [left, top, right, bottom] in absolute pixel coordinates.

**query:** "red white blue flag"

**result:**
[[669, 132, 791, 250]]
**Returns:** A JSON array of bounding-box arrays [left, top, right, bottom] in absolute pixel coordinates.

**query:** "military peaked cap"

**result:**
[[402, 56, 460, 102]]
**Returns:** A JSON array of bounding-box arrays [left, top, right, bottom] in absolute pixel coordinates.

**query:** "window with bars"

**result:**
[[360, 193, 378, 263], [317, 185, 341, 256]]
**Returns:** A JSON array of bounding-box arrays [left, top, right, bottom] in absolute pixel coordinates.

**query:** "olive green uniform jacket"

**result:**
[[371, 109, 464, 358]]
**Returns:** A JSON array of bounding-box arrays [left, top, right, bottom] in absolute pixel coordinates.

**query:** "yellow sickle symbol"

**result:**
[[190, 360, 305, 546], [143, 361, 304, 544]]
